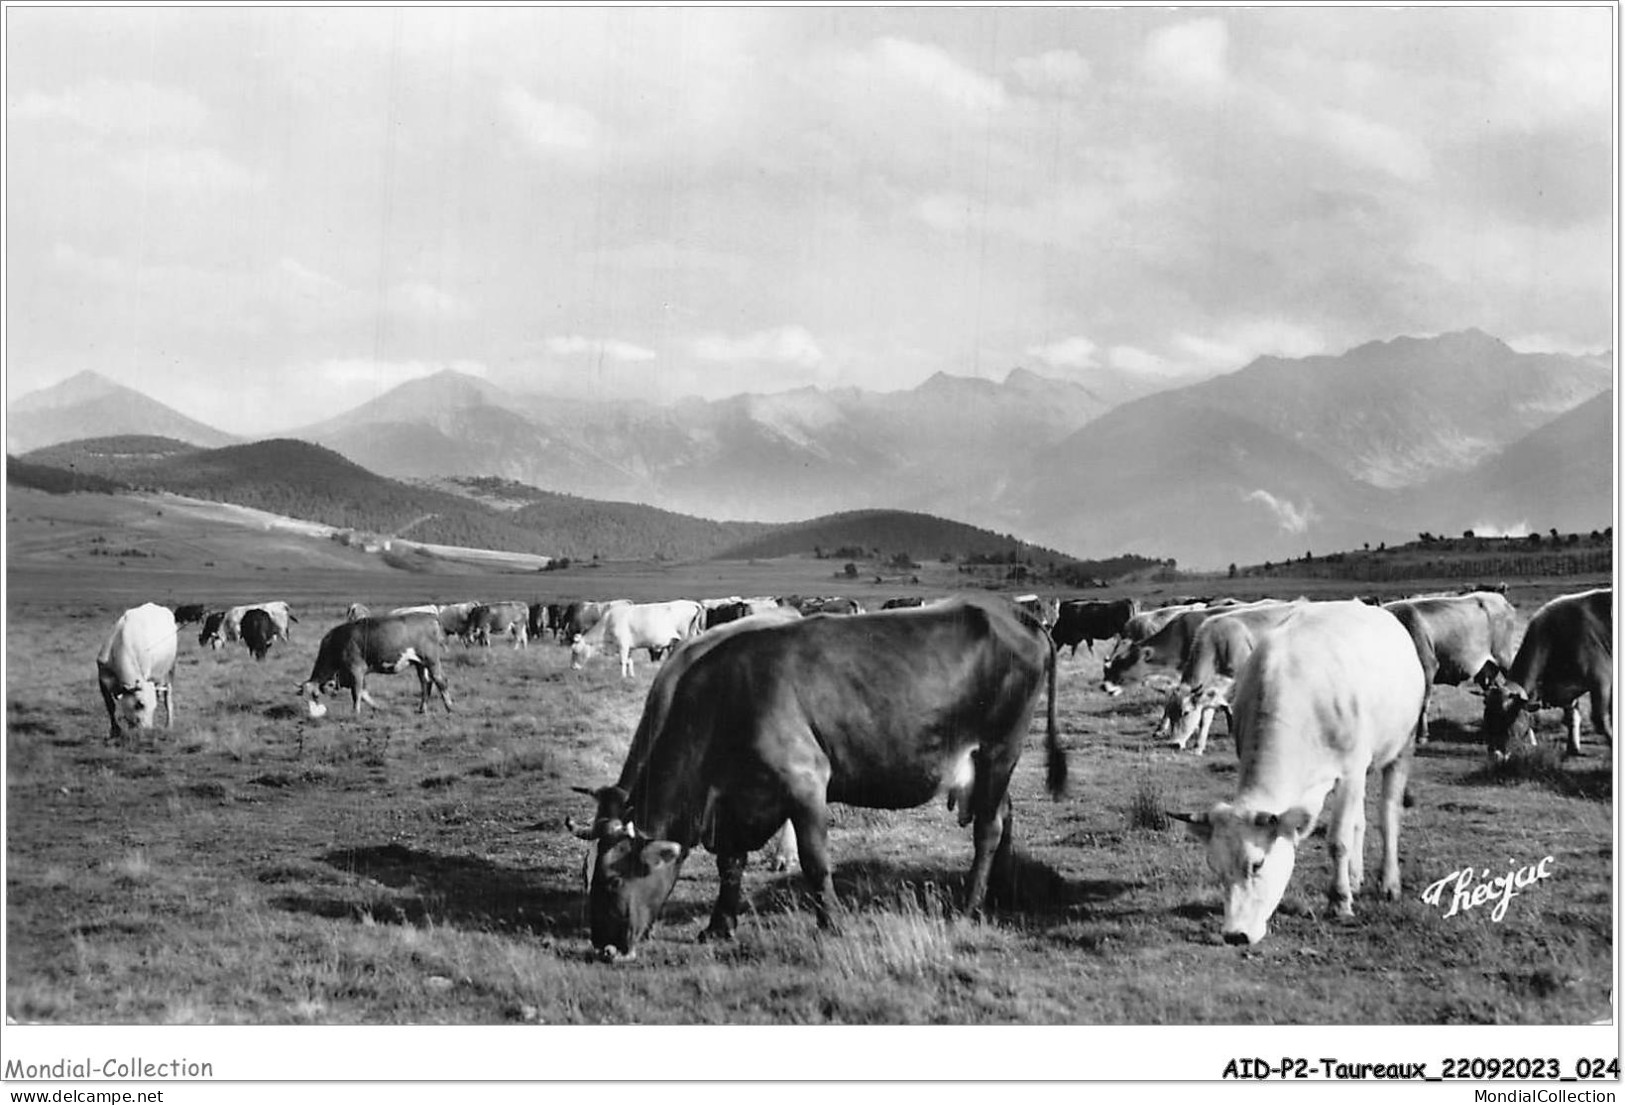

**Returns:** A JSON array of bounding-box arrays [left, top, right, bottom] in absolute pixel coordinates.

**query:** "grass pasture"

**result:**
[[4, 562, 1615, 1026]]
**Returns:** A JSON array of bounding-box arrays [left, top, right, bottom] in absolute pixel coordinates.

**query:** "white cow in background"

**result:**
[[96, 603, 179, 741], [571, 600, 706, 677]]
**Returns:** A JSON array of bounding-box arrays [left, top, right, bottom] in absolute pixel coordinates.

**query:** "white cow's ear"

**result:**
[[1167, 811, 1212, 842], [1274, 808, 1314, 843]]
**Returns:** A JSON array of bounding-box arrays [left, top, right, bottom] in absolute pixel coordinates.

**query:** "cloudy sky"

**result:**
[[6, 6, 1614, 434]]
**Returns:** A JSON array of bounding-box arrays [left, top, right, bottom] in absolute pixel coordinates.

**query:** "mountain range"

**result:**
[[8, 330, 1613, 567]]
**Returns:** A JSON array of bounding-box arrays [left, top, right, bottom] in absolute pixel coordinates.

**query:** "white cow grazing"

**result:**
[[572, 600, 706, 677], [96, 603, 179, 741], [203, 601, 297, 649], [1175, 601, 1425, 946]]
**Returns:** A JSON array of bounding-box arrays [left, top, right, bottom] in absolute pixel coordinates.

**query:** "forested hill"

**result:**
[[440, 476, 772, 561], [18, 437, 556, 555], [715, 509, 1079, 564]]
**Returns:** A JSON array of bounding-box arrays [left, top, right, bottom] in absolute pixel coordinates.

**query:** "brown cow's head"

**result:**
[[570, 786, 684, 961], [1481, 680, 1535, 760]]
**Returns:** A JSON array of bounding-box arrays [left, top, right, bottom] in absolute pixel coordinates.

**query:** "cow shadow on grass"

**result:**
[[270, 842, 591, 939], [1458, 749, 1613, 802], [738, 852, 1137, 928]]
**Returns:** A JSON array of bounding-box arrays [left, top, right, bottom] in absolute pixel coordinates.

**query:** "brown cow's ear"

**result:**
[[564, 815, 596, 841]]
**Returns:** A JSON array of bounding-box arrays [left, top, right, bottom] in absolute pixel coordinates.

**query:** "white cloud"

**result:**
[[1317, 107, 1431, 182], [501, 84, 602, 153], [691, 326, 823, 367], [9, 78, 207, 136], [544, 335, 657, 362], [113, 147, 258, 192], [1244, 489, 1317, 535], [870, 37, 1007, 113], [389, 281, 474, 322], [1026, 337, 1099, 370], [1107, 346, 1174, 375], [1013, 50, 1090, 94], [1143, 18, 1230, 94], [1172, 320, 1327, 372]]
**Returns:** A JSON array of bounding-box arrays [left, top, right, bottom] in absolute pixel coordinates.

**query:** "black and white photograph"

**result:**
[[3, 2, 1617, 1087]]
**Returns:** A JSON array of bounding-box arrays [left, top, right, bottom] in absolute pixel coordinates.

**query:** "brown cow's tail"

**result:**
[[1044, 633, 1067, 797]]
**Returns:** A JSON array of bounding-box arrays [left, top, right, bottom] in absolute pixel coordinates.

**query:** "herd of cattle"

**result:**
[[90, 583, 1612, 955]]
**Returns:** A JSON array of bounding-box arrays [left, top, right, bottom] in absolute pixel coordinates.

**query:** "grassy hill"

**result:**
[[715, 508, 1079, 564]]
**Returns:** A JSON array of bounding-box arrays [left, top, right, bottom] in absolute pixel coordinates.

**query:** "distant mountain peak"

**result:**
[[13, 369, 124, 408]]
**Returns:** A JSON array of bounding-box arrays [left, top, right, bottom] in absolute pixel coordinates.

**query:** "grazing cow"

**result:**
[[569, 605, 807, 878], [345, 603, 371, 622], [1382, 592, 1517, 744], [570, 596, 1065, 959], [1159, 601, 1307, 754], [199, 601, 298, 649], [172, 603, 208, 627], [239, 608, 278, 661], [96, 603, 178, 742], [469, 601, 530, 648], [1482, 588, 1613, 759], [572, 600, 705, 677], [1050, 598, 1139, 657], [1173, 601, 1426, 945], [1103, 601, 1281, 694], [298, 614, 452, 718], [436, 602, 481, 645], [559, 599, 630, 641]]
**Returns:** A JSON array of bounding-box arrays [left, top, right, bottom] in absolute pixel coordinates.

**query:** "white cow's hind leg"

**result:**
[[1193, 705, 1217, 756], [1377, 749, 1412, 900]]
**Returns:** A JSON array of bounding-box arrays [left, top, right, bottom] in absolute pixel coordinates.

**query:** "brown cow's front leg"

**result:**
[[700, 849, 748, 942]]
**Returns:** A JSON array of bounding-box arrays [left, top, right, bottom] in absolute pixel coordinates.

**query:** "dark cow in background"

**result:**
[[881, 597, 926, 610], [1482, 588, 1613, 759], [1158, 600, 1306, 754], [469, 601, 529, 648], [1050, 598, 1138, 657], [240, 608, 278, 661], [1382, 592, 1516, 744], [571, 595, 1065, 960], [705, 600, 753, 630], [172, 603, 208, 627], [299, 614, 452, 719], [197, 611, 227, 649]]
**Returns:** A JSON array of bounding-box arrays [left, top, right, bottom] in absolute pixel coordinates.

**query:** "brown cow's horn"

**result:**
[[623, 819, 636, 839]]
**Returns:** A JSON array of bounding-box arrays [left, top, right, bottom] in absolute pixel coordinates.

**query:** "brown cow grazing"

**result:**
[[1382, 592, 1516, 745], [239, 608, 278, 661], [298, 614, 452, 719], [1050, 597, 1139, 657], [1103, 601, 1282, 694], [570, 596, 1064, 960], [1159, 600, 1307, 754], [1481, 588, 1612, 759]]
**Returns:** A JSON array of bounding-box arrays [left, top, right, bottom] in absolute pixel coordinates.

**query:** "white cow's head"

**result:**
[[114, 681, 160, 730], [570, 634, 593, 670], [1174, 803, 1314, 945]]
